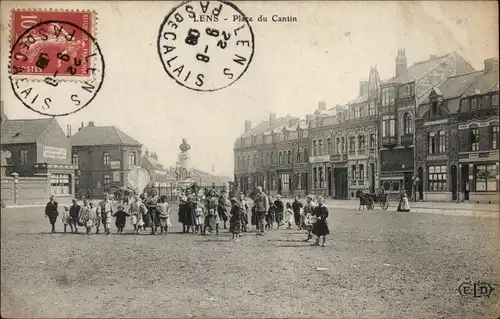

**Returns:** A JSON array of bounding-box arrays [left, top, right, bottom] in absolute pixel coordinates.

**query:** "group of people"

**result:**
[[43, 185, 331, 246]]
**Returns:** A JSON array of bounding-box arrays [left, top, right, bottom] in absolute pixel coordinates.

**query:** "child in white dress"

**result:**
[[284, 202, 294, 229]]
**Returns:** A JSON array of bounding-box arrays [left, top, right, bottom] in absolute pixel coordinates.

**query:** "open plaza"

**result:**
[[1, 201, 498, 318]]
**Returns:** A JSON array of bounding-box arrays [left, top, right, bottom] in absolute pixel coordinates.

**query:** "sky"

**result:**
[[1, 1, 498, 176]]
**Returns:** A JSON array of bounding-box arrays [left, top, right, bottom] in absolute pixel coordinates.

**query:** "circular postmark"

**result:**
[[157, 0, 255, 91], [9, 20, 105, 117]]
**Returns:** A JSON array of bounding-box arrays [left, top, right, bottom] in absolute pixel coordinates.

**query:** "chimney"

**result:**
[[305, 114, 313, 124], [244, 120, 252, 133], [484, 58, 499, 71], [269, 113, 276, 128], [359, 81, 369, 97], [318, 101, 326, 111], [429, 54, 437, 60], [0, 100, 7, 122], [395, 49, 407, 77], [66, 124, 72, 138], [78, 121, 84, 131], [88, 121, 95, 127]]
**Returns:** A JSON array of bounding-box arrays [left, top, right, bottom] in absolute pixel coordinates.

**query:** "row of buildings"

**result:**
[[233, 50, 499, 204], [1, 111, 228, 204]]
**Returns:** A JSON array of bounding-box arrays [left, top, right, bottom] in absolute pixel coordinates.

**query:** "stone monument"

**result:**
[[176, 138, 194, 187]]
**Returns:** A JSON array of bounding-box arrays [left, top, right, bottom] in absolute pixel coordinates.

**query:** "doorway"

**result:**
[[333, 168, 348, 199], [461, 164, 470, 200], [327, 167, 332, 197], [370, 163, 375, 193], [451, 165, 457, 200], [417, 167, 423, 200]]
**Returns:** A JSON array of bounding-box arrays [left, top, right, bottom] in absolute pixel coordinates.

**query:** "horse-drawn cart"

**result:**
[[356, 190, 389, 210]]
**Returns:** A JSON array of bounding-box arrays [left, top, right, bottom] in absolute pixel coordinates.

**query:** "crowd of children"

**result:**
[[44, 188, 331, 247]]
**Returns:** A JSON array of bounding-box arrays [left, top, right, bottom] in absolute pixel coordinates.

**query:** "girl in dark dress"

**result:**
[[311, 196, 329, 247], [113, 204, 130, 234], [45, 195, 59, 233], [266, 199, 276, 230], [274, 195, 284, 228], [229, 198, 242, 241]]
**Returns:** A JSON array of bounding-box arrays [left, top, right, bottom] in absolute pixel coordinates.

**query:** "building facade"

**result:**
[[1, 118, 75, 203], [379, 50, 476, 199], [70, 122, 142, 198], [416, 58, 499, 203]]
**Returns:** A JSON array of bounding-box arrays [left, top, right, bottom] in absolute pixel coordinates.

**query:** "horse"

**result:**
[[356, 190, 374, 210]]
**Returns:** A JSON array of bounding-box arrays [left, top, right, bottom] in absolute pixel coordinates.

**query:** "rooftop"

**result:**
[[70, 124, 142, 147], [1, 118, 54, 144]]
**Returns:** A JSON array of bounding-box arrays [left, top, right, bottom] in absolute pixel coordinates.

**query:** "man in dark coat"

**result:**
[[45, 195, 59, 233], [292, 196, 304, 230], [69, 198, 81, 233]]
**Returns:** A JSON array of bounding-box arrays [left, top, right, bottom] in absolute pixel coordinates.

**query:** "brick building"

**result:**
[[1, 117, 75, 204], [379, 50, 475, 199], [416, 58, 498, 203], [70, 122, 142, 198]]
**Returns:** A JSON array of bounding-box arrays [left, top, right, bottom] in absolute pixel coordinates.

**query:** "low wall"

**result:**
[[469, 192, 499, 204], [1, 176, 72, 206], [424, 192, 453, 202]]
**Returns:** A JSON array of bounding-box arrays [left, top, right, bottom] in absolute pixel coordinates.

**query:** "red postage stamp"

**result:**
[[10, 9, 95, 77]]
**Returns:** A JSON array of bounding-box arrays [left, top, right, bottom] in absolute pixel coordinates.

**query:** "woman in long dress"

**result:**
[[311, 196, 329, 247], [45, 195, 58, 233], [397, 190, 411, 212]]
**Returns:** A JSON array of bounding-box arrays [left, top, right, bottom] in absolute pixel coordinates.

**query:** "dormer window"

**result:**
[[460, 98, 470, 112], [431, 101, 438, 117], [403, 112, 412, 134], [471, 97, 478, 110]]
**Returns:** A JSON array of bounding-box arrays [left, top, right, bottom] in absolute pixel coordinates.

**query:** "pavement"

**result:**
[[1, 205, 499, 318]]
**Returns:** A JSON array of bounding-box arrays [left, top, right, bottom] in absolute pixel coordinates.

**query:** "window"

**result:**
[[428, 165, 447, 192], [72, 153, 79, 167], [303, 148, 308, 163], [359, 164, 364, 179], [358, 135, 365, 150], [392, 182, 400, 192], [281, 173, 290, 191], [260, 153, 264, 165], [129, 152, 137, 166], [341, 137, 346, 152], [475, 164, 497, 191], [295, 172, 301, 190], [327, 138, 332, 154], [369, 102, 376, 116], [19, 149, 29, 165], [336, 137, 341, 154], [370, 134, 376, 148], [471, 97, 478, 110], [431, 101, 438, 116], [313, 167, 317, 188], [438, 130, 446, 153], [383, 181, 391, 191], [75, 177, 79, 188], [278, 152, 283, 165], [351, 165, 357, 180], [428, 132, 436, 154], [270, 152, 274, 164], [318, 139, 323, 156], [491, 125, 499, 150], [493, 93, 499, 107], [50, 173, 71, 195], [460, 98, 470, 112], [403, 113, 412, 134], [312, 140, 317, 156], [470, 128, 479, 151], [296, 148, 302, 163], [318, 168, 324, 188], [287, 150, 292, 164], [381, 88, 394, 107], [354, 106, 361, 119], [482, 95, 491, 109], [103, 152, 110, 166], [103, 174, 111, 190], [382, 119, 396, 137], [348, 136, 355, 151]]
